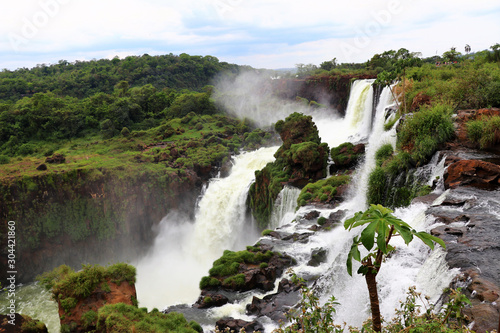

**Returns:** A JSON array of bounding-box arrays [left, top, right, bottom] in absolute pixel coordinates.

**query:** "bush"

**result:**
[[121, 127, 130, 137], [467, 115, 500, 148], [0, 155, 9, 164], [397, 104, 454, 166], [375, 144, 394, 167], [97, 303, 200, 333], [317, 217, 327, 226]]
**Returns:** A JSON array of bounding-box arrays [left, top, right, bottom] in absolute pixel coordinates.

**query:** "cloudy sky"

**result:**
[[1, 0, 499, 70]]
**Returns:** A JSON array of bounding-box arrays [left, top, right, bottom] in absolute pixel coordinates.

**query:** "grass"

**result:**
[[96, 303, 202, 333], [467, 115, 500, 148]]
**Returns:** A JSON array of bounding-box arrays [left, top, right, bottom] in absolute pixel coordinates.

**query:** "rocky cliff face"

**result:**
[[424, 108, 500, 333], [0, 168, 200, 285], [272, 74, 376, 114]]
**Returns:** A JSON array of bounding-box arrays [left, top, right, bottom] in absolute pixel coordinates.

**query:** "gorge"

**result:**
[[1, 74, 500, 333]]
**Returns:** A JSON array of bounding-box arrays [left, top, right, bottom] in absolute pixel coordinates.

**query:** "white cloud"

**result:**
[[0, 0, 499, 69]]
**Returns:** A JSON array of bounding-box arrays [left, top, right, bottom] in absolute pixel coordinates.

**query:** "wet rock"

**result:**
[[215, 317, 264, 333], [307, 248, 328, 267], [303, 210, 320, 220], [427, 186, 500, 332], [194, 292, 229, 309], [246, 278, 302, 322], [464, 303, 499, 333], [444, 159, 500, 189], [328, 210, 346, 222]]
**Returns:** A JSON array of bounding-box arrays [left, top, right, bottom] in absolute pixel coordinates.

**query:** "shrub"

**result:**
[[397, 104, 454, 166], [0, 155, 10, 164], [367, 167, 388, 205], [467, 115, 500, 148], [121, 127, 130, 137], [81, 310, 98, 329], [375, 143, 394, 167], [96, 303, 200, 333], [317, 217, 327, 226]]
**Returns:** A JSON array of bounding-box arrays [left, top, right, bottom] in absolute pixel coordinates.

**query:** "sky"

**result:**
[[1, 0, 500, 70]]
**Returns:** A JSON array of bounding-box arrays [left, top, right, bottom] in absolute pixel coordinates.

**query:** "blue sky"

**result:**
[[1, 0, 500, 70]]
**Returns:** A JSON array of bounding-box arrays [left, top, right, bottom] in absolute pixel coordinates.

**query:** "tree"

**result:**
[[320, 58, 337, 71], [464, 44, 471, 55], [344, 204, 445, 332], [375, 48, 422, 114], [442, 47, 462, 63]]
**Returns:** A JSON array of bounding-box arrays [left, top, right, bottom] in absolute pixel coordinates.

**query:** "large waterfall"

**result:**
[[135, 147, 278, 309], [0, 80, 457, 332]]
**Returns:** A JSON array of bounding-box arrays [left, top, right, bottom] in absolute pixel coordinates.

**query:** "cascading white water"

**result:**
[[343, 79, 375, 142], [135, 146, 278, 309], [269, 186, 301, 230]]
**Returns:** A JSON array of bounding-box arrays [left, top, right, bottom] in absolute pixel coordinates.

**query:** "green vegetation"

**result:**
[[330, 142, 364, 167], [466, 115, 500, 148], [367, 104, 454, 208], [96, 303, 201, 333], [0, 53, 242, 102], [199, 248, 275, 289], [297, 175, 350, 207], [344, 204, 445, 332], [38, 263, 136, 312]]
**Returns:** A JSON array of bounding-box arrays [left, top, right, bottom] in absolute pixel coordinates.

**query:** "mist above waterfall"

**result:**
[[214, 71, 373, 148]]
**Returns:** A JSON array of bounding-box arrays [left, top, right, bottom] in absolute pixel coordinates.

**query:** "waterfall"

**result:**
[[343, 79, 375, 141], [135, 146, 278, 309], [269, 186, 301, 230]]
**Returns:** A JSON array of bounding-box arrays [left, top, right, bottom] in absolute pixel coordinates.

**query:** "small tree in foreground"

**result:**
[[344, 204, 446, 332]]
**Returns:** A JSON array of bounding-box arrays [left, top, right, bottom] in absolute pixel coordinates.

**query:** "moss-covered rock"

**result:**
[[330, 142, 365, 171], [248, 113, 328, 228], [297, 175, 351, 207], [199, 245, 295, 294]]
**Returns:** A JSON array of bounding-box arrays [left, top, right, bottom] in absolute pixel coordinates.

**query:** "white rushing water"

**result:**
[[269, 186, 301, 230], [135, 146, 278, 309]]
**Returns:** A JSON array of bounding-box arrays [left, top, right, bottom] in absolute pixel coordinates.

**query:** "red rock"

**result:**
[[444, 159, 500, 189]]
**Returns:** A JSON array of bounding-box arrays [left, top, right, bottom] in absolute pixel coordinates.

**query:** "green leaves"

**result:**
[[344, 204, 445, 277]]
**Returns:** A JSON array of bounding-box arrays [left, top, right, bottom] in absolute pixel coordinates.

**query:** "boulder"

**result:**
[[330, 142, 365, 172], [194, 292, 229, 309], [215, 317, 264, 333], [246, 278, 302, 322], [307, 248, 328, 267], [36, 163, 48, 171], [444, 159, 500, 189]]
